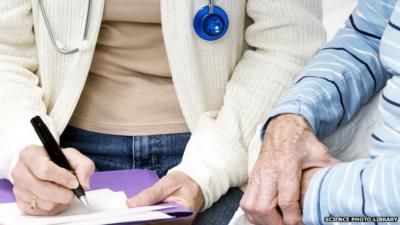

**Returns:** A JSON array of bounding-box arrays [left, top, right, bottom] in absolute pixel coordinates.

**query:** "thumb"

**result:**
[[62, 148, 95, 190], [127, 173, 181, 208], [306, 142, 340, 168]]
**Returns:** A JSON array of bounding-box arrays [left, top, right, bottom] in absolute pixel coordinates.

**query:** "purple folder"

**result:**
[[0, 169, 193, 224]]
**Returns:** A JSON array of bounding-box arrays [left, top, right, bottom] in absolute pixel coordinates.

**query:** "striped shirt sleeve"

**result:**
[[303, 154, 400, 225], [304, 79, 400, 225], [262, 0, 393, 139], [300, 1, 400, 224]]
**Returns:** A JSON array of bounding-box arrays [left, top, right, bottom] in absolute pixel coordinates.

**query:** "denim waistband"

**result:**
[[60, 126, 191, 177]]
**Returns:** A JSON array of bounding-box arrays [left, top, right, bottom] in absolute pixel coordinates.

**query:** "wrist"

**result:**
[[263, 114, 313, 146], [270, 114, 311, 130]]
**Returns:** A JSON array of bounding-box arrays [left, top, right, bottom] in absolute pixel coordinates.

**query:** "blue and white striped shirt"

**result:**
[[265, 0, 400, 224]]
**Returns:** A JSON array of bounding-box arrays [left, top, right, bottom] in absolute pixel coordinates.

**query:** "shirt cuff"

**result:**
[[0, 118, 58, 182], [168, 113, 248, 211], [260, 100, 318, 139], [1, 124, 42, 182], [303, 167, 333, 225]]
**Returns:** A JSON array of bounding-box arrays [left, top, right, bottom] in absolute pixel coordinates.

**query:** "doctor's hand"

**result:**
[[240, 114, 339, 225], [126, 171, 204, 212], [11, 145, 95, 216]]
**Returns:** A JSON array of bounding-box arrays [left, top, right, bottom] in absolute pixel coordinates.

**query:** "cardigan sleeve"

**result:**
[[0, 1, 58, 180], [169, 0, 326, 210]]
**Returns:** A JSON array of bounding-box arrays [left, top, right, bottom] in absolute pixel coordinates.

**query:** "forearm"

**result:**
[[171, 0, 326, 210], [263, 0, 395, 139], [0, 1, 58, 180]]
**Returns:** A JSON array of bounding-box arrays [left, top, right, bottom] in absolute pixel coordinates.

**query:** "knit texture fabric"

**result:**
[[0, 0, 325, 209]]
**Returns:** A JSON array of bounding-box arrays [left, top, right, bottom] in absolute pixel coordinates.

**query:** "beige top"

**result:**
[[70, 0, 189, 136], [1, 0, 325, 209]]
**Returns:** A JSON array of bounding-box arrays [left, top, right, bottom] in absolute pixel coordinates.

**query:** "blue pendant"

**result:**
[[194, 5, 229, 41]]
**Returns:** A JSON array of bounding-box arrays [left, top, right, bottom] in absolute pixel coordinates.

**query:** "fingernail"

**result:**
[[69, 179, 79, 189]]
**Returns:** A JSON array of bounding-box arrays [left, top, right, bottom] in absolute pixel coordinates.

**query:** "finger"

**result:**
[[244, 213, 257, 225], [15, 195, 48, 216], [127, 173, 182, 208], [254, 174, 283, 225], [306, 142, 340, 167], [163, 195, 195, 211], [245, 208, 283, 225], [259, 208, 284, 225], [240, 180, 260, 222], [17, 165, 75, 204], [244, 206, 283, 225], [37, 197, 68, 212], [240, 176, 259, 214], [241, 162, 281, 225], [63, 148, 95, 189], [277, 164, 303, 225], [13, 186, 66, 212], [20, 145, 79, 189], [318, 149, 341, 165], [15, 195, 68, 216], [25, 153, 79, 189]]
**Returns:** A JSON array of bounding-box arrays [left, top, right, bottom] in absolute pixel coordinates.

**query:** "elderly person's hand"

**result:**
[[240, 114, 339, 225], [127, 172, 204, 213]]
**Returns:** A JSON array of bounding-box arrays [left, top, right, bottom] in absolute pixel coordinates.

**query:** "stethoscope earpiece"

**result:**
[[194, 3, 229, 41]]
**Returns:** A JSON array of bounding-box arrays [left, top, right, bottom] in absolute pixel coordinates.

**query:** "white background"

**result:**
[[323, 0, 357, 40], [0, 1, 360, 180]]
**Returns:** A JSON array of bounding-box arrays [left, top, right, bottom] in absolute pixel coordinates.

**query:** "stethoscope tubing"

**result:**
[[38, 0, 92, 54], [208, 0, 215, 13], [39, 0, 228, 54]]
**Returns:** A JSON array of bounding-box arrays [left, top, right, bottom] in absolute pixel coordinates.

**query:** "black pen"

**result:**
[[30, 116, 89, 208]]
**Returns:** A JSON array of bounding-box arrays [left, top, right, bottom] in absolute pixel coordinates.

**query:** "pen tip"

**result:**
[[80, 196, 90, 208]]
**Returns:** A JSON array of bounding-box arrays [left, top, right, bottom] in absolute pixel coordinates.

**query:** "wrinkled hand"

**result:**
[[12, 145, 95, 216], [127, 172, 204, 212], [241, 114, 339, 225]]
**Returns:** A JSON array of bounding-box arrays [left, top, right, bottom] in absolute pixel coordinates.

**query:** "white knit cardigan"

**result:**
[[0, 0, 325, 209]]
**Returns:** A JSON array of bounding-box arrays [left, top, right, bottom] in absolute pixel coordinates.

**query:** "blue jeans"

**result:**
[[60, 126, 242, 225]]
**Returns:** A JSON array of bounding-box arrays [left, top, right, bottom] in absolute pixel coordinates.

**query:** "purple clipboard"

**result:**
[[0, 169, 193, 224]]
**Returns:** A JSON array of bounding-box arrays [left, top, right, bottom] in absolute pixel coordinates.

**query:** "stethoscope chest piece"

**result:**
[[194, 5, 229, 41]]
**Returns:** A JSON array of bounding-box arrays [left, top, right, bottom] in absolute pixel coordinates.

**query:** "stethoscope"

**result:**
[[193, 0, 229, 41], [38, 0, 229, 55]]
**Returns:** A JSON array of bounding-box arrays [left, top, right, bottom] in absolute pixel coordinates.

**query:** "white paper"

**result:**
[[0, 189, 173, 225]]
